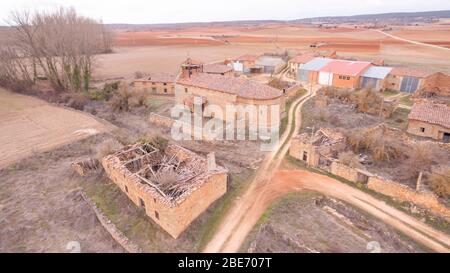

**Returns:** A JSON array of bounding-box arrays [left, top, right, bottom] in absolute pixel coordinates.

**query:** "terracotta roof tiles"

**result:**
[[177, 73, 282, 100], [409, 102, 450, 129]]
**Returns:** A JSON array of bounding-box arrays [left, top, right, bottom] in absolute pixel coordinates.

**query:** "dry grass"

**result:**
[[96, 139, 123, 159], [428, 166, 450, 199], [338, 151, 364, 169]]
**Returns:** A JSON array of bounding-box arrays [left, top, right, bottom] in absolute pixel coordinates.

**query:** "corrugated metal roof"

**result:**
[[300, 58, 334, 71], [361, 66, 393, 79]]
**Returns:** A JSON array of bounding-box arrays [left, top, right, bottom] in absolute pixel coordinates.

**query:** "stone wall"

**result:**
[[134, 81, 175, 95], [80, 191, 143, 253], [407, 119, 450, 141], [101, 152, 228, 239], [149, 113, 175, 128], [368, 176, 450, 219], [330, 161, 360, 182], [422, 73, 450, 96]]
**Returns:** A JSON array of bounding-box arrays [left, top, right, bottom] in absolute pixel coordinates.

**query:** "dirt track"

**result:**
[[0, 89, 112, 169]]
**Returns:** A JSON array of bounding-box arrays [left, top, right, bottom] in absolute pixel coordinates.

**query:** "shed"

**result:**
[[297, 58, 334, 83], [360, 66, 393, 91], [255, 56, 285, 74]]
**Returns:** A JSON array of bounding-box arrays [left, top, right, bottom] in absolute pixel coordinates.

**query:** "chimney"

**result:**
[[207, 152, 216, 171]]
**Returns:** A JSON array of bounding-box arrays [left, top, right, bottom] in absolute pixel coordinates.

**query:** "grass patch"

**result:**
[[385, 107, 411, 130], [382, 89, 400, 98], [399, 95, 414, 107]]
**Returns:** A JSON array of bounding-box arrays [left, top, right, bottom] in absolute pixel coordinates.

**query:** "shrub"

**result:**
[[96, 139, 123, 159], [67, 93, 89, 110], [138, 133, 169, 152], [109, 84, 132, 111], [428, 167, 450, 199], [338, 151, 364, 169]]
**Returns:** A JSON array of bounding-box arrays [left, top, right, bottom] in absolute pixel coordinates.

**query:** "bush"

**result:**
[[89, 81, 120, 101], [138, 133, 169, 152], [338, 151, 364, 169], [96, 139, 123, 159], [67, 93, 89, 110], [428, 167, 450, 199], [109, 84, 132, 111]]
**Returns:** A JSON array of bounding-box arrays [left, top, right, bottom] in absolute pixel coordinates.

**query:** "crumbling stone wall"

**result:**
[[368, 176, 450, 219], [421, 73, 450, 97], [80, 191, 143, 253], [101, 148, 228, 239], [149, 113, 175, 128], [330, 161, 360, 182]]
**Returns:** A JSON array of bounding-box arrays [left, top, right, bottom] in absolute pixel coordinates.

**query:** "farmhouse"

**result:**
[[359, 66, 393, 91], [289, 128, 346, 168], [386, 67, 435, 93], [133, 73, 176, 95], [297, 58, 334, 83], [203, 63, 234, 76], [289, 53, 317, 75], [318, 60, 371, 88], [175, 59, 285, 129], [228, 54, 260, 73], [407, 101, 450, 142], [102, 143, 228, 239]]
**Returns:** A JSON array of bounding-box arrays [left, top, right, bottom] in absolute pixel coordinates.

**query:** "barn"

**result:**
[[297, 58, 334, 83], [318, 60, 371, 88], [386, 67, 435, 93], [360, 66, 393, 91], [255, 56, 286, 74]]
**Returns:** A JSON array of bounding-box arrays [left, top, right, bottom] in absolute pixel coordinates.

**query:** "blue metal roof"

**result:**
[[300, 58, 334, 71], [361, 66, 393, 79]]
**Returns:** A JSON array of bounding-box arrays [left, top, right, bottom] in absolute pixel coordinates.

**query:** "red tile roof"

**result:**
[[203, 64, 234, 74], [319, 60, 371, 76], [409, 102, 450, 129], [177, 73, 282, 100], [390, 67, 435, 78], [231, 54, 259, 62], [135, 73, 176, 83], [290, 53, 317, 64]]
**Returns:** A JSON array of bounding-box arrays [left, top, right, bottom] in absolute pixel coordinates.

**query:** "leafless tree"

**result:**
[[0, 7, 113, 92]]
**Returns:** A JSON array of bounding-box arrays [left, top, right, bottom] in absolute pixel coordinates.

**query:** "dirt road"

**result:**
[[202, 85, 316, 253], [202, 83, 450, 253], [374, 29, 450, 52], [273, 171, 450, 253], [0, 89, 113, 169]]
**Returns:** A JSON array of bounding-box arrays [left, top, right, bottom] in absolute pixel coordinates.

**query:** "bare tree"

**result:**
[[2, 7, 113, 92]]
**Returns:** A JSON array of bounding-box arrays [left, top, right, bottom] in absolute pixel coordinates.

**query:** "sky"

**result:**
[[0, 0, 449, 25]]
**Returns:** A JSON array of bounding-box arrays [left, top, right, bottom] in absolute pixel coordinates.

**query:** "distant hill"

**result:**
[[295, 10, 450, 23], [106, 10, 450, 30]]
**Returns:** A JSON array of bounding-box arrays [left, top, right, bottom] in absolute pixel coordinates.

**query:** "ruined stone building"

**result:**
[[407, 101, 450, 142], [289, 128, 346, 168], [175, 58, 285, 130], [133, 72, 177, 95], [102, 143, 228, 238]]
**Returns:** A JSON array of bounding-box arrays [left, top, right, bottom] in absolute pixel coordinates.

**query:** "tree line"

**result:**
[[0, 7, 113, 92]]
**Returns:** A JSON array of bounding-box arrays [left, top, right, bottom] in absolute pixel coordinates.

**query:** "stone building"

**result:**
[[175, 59, 285, 130], [386, 67, 435, 93], [133, 73, 176, 95], [407, 101, 450, 142], [102, 143, 228, 238], [289, 128, 347, 168]]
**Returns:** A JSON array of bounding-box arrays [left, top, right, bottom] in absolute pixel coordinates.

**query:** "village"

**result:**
[[0, 4, 449, 255]]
